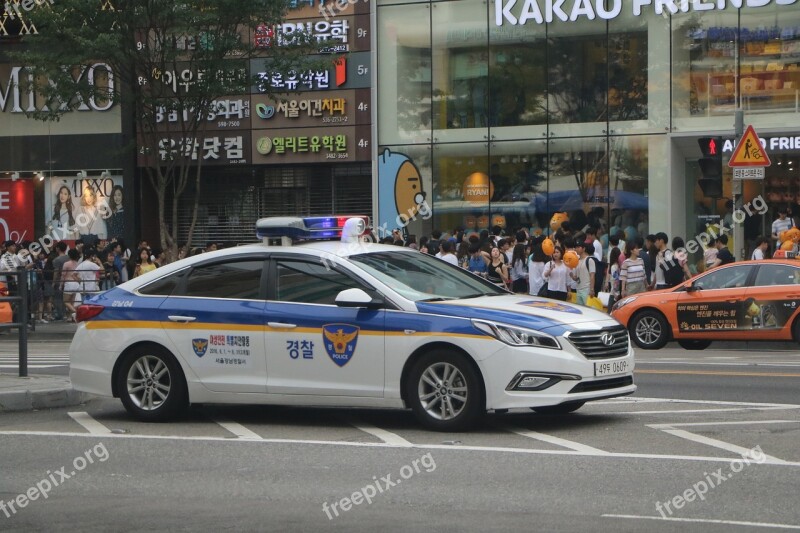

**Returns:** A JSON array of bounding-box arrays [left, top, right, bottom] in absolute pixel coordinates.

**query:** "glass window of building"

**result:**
[[377, 3, 432, 145]]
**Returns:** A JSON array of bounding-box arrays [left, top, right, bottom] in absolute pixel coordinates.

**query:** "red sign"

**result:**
[[0, 179, 34, 243]]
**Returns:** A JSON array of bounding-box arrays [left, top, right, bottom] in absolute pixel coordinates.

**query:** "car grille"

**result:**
[[566, 326, 629, 359], [569, 375, 634, 394]]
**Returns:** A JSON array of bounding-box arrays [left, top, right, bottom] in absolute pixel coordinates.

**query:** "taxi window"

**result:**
[[695, 265, 754, 290], [183, 260, 264, 299], [275, 260, 361, 305], [754, 264, 800, 286]]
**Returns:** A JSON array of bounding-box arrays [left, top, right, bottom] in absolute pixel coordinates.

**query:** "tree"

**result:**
[[12, 0, 319, 261]]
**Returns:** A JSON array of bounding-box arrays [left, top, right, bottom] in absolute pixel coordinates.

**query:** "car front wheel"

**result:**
[[630, 310, 670, 350], [117, 345, 187, 422], [406, 350, 483, 431]]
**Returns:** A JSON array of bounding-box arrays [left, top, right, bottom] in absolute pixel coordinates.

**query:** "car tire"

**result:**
[[530, 401, 585, 415], [629, 310, 670, 350], [116, 345, 188, 422], [405, 350, 483, 432], [677, 340, 712, 350]]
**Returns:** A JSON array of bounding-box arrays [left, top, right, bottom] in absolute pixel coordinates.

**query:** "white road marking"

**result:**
[[341, 417, 413, 447], [504, 426, 608, 455], [628, 397, 800, 409], [648, 420, 795, 464], [68, 412, 111, 435], [214, 420, 263, 441], [610, 408, 749, 415], [602, 514, 800, 530], [4, 430, 800, 466]]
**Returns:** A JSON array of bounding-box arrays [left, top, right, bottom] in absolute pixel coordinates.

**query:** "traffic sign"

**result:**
[[728, 125, 771, 167]]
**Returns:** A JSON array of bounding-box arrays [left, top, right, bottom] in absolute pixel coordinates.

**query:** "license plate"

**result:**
[[594, 359, 629, 377]]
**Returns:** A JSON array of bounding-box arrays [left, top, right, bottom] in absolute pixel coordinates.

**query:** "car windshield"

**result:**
[[348, 250, 506, 302]]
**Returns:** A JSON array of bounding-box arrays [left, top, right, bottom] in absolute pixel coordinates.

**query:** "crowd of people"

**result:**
[[381, 216, 792, 310], [0, 238, 219, 324]]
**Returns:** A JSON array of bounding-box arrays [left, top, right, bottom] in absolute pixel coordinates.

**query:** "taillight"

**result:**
[[76, 304, 105, 322]]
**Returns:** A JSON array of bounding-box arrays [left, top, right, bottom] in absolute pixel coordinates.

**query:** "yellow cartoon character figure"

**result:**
[[378, 149, 428, 234], [550, 212, 569, 233]]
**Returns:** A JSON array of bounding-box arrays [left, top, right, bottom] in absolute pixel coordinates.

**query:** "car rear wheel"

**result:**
[[630, 310, 670, 350], [406, 350, 483, 432], [117, 345, 187, 422], [531, 401, 585, 415], [677, 340, 712, 350]]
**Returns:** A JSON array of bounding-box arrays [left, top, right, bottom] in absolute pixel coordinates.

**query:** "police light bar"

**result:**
[[256, 216, 369, 242]]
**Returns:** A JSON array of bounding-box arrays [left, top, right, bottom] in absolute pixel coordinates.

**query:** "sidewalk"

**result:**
[[0, 320, 87, 412], [0, 373, 90, 412], [2, 319, 78, 342]]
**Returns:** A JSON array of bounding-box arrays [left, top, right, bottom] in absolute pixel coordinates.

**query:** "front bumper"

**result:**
[[478, 335, 636, 410]]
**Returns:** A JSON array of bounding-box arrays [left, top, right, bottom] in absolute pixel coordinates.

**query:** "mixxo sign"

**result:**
[[0, 63, 114, 113], [494, 0, 797, 26]]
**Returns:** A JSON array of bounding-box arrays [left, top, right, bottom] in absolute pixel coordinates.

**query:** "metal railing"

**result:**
[[0, 267, 29, 377]]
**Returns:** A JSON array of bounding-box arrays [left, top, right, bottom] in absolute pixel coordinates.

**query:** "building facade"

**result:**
[[375, 0, 800, 260]]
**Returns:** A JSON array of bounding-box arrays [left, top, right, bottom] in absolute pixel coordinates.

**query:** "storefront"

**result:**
[[375, 0, 800, 260]]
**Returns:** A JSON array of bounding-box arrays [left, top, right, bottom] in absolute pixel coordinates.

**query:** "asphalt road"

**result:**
[[1, 340, 799, 531]]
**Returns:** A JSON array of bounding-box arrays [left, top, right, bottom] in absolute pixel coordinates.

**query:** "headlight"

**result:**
[[612, 296, 638, 311], [472, 320, 561, 349]]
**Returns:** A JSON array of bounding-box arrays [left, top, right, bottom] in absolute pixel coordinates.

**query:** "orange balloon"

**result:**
[[550, 212, 569, 232], [542, 238, 555, 256], [563, 250, 579, 269], [781, 240, 794, 251]]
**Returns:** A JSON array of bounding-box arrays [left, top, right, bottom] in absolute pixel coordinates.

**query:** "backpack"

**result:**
[[660, 250, 684, 287], [585, 257, 606, 295]]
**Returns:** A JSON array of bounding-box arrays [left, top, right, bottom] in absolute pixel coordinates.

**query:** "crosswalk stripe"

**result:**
[[68, 412, 112, 435], [341, 416, 413, 447], [504, 426, 609, 455], [215, 420, 263, 441]]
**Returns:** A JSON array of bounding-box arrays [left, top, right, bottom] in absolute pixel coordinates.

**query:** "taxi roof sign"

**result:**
[[729, 125, 771, 168]]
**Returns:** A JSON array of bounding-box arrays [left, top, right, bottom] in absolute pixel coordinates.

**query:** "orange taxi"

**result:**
[[611, 259, 800, 350]]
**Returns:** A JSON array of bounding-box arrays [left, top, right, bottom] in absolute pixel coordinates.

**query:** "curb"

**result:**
[[0, 387, 91, 412]]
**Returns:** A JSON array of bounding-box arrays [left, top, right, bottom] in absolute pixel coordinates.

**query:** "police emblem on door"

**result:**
[[322, 324, 359, 367], [192, 338, 208, 357]]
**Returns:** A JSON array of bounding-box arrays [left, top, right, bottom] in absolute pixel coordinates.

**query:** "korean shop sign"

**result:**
[[138, 130, 251, 167], [252, 89, 370, 129], [251, 125, 370, 164], [252, 51, 370, 93]]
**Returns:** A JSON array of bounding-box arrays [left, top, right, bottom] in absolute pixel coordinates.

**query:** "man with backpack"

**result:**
[[571, 241, 597, 306], [653, 232, 684, 290]]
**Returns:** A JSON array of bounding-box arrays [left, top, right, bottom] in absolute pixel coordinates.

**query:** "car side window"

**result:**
[[183, 260, 265, 299], [275, 260, 362, 305], [754, 264, 800, 287], [696, 265, 754, 290], [138, 269, 185, 296]]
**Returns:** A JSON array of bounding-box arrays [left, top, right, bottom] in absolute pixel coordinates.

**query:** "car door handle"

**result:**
[[168, 315, 196, 323], [726, 299, 738, 304], [268, 322, 297, 329]]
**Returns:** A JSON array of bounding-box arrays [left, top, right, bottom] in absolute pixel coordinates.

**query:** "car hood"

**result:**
[[415, 294, 621, 336]]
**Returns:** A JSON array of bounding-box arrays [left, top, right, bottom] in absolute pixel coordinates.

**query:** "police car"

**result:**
[[69, 217, 635, 431]]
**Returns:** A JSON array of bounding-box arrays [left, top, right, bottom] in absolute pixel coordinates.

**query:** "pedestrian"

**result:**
[[435, 241, 459, 266], [527, 237, 548, 297], [485, 247, 510, 288], [133, 248, 157, 278], [570, 241, 596, 306], [652, 232, 677, 290], [76, 249, 103, 302], [620, 238, 648, 297], [543, 246, 569, 301], [51, 241, 69, 320], [61, 249, 81, 322], [772, 207, 794, 249], [710, 234, 735, 268], [509, 243, 528, 293], [672, 236, 694, 280], [466, 243, 489, 278], [751, 236, 769, 260], [704, 237, 718, 271]]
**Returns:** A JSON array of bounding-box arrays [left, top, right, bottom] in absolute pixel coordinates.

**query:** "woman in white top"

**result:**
[[528, 241, 548, 297], [542, 246, 569, 301], [509, 243, 528, 293]]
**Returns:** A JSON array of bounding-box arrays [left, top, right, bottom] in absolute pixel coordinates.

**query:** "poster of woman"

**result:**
[[44, 174, 123, 244]]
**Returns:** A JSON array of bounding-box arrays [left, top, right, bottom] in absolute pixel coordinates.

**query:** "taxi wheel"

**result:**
[[530, 401, 585, 415], [116, 345, 188, 422], [677, 340, 712, 350], [629, 310, 670, 350], [406, 350, 483, 432]]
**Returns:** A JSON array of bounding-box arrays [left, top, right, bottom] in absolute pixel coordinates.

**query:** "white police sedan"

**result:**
[[69, 217, 635, 431]]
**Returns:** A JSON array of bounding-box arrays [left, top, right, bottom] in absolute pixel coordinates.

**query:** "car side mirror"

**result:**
[[686, 281, 700, 293], [335, 288, 384, 309]]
